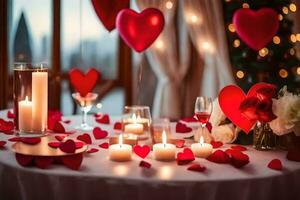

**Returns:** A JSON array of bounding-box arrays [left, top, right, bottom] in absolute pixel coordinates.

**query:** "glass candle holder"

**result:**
[[13, 63, 48, 137], [151, 118, 171, 144], [122, 106, 151, 140]]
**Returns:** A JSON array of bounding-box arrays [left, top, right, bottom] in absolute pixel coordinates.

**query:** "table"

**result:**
[[0, 110, 300, 200]]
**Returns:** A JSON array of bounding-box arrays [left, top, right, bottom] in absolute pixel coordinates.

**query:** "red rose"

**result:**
[[256, 99, 277, 123], [256, 84, 276, 100], [239, 97, 259, 121]]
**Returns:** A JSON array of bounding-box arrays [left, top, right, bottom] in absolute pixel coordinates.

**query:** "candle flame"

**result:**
[[119, 134, 123, 147], [25, 96, 29, 103], [132, 113, 137, 123], [200, 136, 204, 145], [162, 130, 167, 145]]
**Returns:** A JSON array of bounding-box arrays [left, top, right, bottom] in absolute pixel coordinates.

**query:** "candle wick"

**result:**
[[164, 143, 166, 148]]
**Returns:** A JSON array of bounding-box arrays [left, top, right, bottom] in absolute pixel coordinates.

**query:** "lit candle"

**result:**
[[124, 114, 144, 135], [153, 131, 176, 161], [191, 136, 213, 158], [18, 96, 32, 132], [109, 134, 132, 161], [32, 68, 48, 132]]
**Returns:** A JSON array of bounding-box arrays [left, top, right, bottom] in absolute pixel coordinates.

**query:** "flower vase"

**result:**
[[253, 122, 278, 150]]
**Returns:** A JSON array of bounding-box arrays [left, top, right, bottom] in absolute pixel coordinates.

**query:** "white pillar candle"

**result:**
[[124, 114, 144, 135], [32, 70, 48, 132], [18, 96, 32, 132], [153, 131, 176, 161], [191, 136, 213, 158], [109, 135, 132, 161]]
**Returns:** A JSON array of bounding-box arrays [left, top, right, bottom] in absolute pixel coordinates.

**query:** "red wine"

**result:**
[[195, 112, 211, 124]]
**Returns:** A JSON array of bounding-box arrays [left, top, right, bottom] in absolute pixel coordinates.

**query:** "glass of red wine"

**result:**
[[194, 96, 213, 131]]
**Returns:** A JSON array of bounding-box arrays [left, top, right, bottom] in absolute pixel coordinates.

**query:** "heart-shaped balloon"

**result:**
[[91, 0, 130, 32], [69, 68, 100, 97], [233, 8, 279, 51], [116, 8, 165, 52], [218, 83, 270, 133]]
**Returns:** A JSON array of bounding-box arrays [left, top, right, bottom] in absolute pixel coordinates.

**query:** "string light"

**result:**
[[282, 6, 289, 14], [236, 70, 245, 79], [278, 14, 283, 21], [155, 39, 164, 50], [290, 48, 295, 55], [273, 36, 280, 44], [228, 24, 235, 32], [290, 34, 297, 43], [186, 12, 202, 25], [199, 40, 215, 53], [242, 3, 250, 8], [233, 39, 240, 47], [165, 1, 173, 9], [297, 67, 300, 75], [289, 3, 297, 12], [279, 69, 288, 78], [259, 48, 269, 57]]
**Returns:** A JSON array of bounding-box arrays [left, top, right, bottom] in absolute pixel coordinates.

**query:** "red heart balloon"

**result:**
[[218, 83, 270, 133], [77, 133, 92, 144], [69, 68, 100, 97], [93, 127, 108, 139], [133, 145, 150, 159], [233, 8, 279, 51], [116, 8, 165, 52], [91, 0, 130, 32], [176, 148, 195, 165]]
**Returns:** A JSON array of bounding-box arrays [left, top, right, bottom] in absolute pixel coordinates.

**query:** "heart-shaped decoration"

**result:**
[[218, 83, 270, 133], [268, 159, 282, 170], [52, 121, 65, 133], [77, 133, 92, 144], [176, 122, 192, 133], [91, 0, 130, 32], [48, 110, 62, 130], [226, 150, 249, 168], [93, 127, 108, 139], [133, 145, 150, 159], [187, 164, 206, 172], [8, 137, 22, 142], [55, 135, 66, 142], [87, 148, 99, 154], [211, 141, 223, 149], [59, 139, 76, 153], [207, 150, 231, 164], [113, 122, 122, 130], [139, 160, 151, 169], [175, 139, 185, 148], [176, 148, 195, 165], [69, 68, 100, 97], [21, 137, 41, 145], [0, 119, 14, 133], [99, 142, 109, 149], [15, 153, 34, 166], [7, 110, 15, 119], [116, 8, 165, 52], [34, 157, 53, 169], [95, 114, 110, 124], [61, 153, 83, 170], [48, 141, 61, 148], [233, 8, 279, 51], [0, 141, 6, 148]]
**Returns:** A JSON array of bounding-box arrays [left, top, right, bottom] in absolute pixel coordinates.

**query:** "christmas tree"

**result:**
[[223, 0, 300, 93]]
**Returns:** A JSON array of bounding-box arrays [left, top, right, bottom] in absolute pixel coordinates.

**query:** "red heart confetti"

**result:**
[[48, 110, 62, 130], [48, 141, 62, 148], [133, 145, 151, 159], [62, 120, 71, 124], [207, 150, 231, 164], [0, 119, 14, 133], [268, 159, 282, 171], [211, 141, 223, 148], [7, 110, 15, 119], [52, 121, 65, 133], [176, 148, 195, 165], [77, 133, 92, 144], [95, 114, 110, 124], [21, 137, 41, 145], [227, 150, 250, 168], [87, 148, 99, 153], [55, 135, 66, 141], [61, 153, 83, 170], [8, 137, 21, 142], [0, 141, 7, 148], [175, 139, 185, 148], [231, 145, 247, 151], [113, 122, 122, 130], [93, 127, 108, 139], [176, 122, 192, 133], [187, 164, 206, 172], [75, 142, 84, 149], [99, 142, 109, 149], [34, 157, 53, 169], [15, 153, 34, 166], [139, 160, 151, 169], [59, 139, 76, 153]]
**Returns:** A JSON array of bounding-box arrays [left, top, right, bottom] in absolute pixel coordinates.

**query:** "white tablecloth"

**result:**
[[0, 110, 300, 200]]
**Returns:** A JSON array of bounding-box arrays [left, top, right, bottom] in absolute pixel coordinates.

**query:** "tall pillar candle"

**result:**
[[32, 70, 48, 132]]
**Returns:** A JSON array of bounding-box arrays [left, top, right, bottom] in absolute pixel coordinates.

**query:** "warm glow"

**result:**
[[96, 103, 102, 109], [282, 6, 289, 14], [199, 136, 204, 145], [190, 15, 198, 23], [297, 67, 300, 75], [119, 134, 123, 146], [259, 48, 269, 57], [155, 39, 165, 50], [132, 113, 137, 123], [279, 69, 288, 78], [242, 3, 249, 8], [296, 33, 300, 41], [290, 48, 295, 55], [233, 39, 240, 47], [113, 165, 129, 176], [158, 166, 173, 180], [236, 70, 245, 79], [162, 130, 167, 145], [291, 34, 297, 43], [201, 41, 214, 53], [289, 3, 297, 12], [228, 23, 235, 32], [273, 36, 280, 44], [165, 1, 173, 9], [278, 14, 283, 21], [25, 96, 30, 103]]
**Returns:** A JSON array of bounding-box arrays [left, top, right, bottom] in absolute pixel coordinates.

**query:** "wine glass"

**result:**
[[194, 96, 213, 131], [72, 92, 98, 130]]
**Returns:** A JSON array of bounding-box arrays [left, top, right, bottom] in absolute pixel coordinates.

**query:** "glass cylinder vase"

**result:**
[[253, 122, 278, 150], [13, 63, 48, 137]]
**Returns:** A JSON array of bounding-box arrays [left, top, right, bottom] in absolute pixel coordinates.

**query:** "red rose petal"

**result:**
[[176, 148, 195, 165], [113, 122, 122, 130], [99, 142, 109, 149], [8, 137, 22, 142], [61, 153, 83, 170], [95, 114, 110, 124], [87, 148, 99, 153], [231, 145, 247, 151], [93, 127, 108, 139], [48, 110, 62, 130], [75, 141, 84, 149], [0, 141, 7, 148], [21, 137, 41, 145], [59, 139, 76, 153], [175, 139, 185, 148], [176, 122, 192, 133], [0, 119, 14, 132], [211, 141, 223, 148], [7, 110, 15, 119], [77, 133, 92, 144], [187, 164, 206, 172], [62, 120, 71, 124], [207, 150, 230, 164], [52, 121, 65, 133], [133, 145, 150, 159], [48, 141, 61, 148], [55, 135, 66, 141], [34, 157, 53, 169], [268, 159, 282, 170], [15, 153, 34, 166], [227, 150, 249, 168], [139, 160, 151, 168]]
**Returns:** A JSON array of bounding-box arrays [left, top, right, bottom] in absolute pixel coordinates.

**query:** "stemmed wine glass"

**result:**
[[72, 92, 98, 130], [194, 96, 213, 135]]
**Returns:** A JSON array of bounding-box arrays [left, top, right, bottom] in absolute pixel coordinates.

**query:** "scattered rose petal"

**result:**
[[61, 153, 83, 170], [62, 120, 71, 124], [231, 145, 247, 151], [87, 148, 99, 153], [176, 122, 192, 133], [8, 137, 21, 142], [21, 137, 41, 145], [211, 141, 223, 148], [133, 145, 150, 159], [34, 157, 53, 169], [175, 139, 185, 148], [59, 139, 76, 153], [0, 141, 7, 148], [48, 110, 62, 130], [75, 141, 84, 149], [176, 148, 195, 165], [52, 121, 65, 133], [0, 119, 14, 133], [93, 127, 108, 139], [139, 160, 151, 168], [7, 110, 15, 119], [55, 135, 66, 141], [15, 153, 34, 166], [268, 159, 282, 171], [48, 141, 61, 148], [95, 114, 110, 124], [77, 133, 92, 144], [113, 122, 122, 130], [207, 150, 230, 164], [187, 164, 206, 172], [99, 142, 109, 149], [227, 150, 249, 168]]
